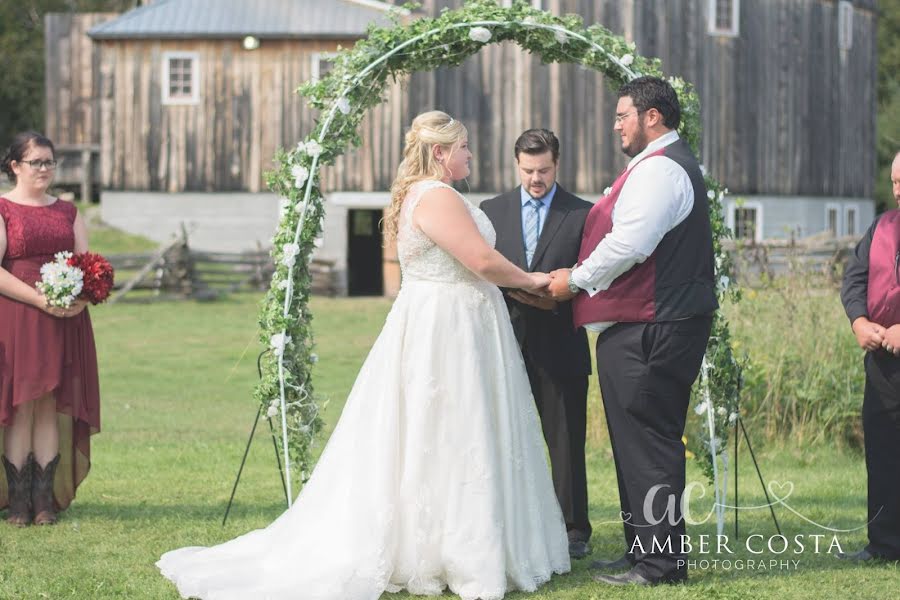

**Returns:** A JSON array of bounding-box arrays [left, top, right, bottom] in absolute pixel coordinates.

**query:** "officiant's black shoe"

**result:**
[[593, 568, 686, 586], [589, 554, 632, 571], [568, 540, 592, 559], [836, 549, 888, 563]]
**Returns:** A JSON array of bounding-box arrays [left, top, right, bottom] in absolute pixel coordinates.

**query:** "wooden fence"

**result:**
[[107, 238, 338, 302], [726, 235, 859, 288]]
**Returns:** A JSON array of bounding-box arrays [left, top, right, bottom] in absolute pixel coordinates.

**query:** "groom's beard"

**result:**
[[622, 124, 650, 158]]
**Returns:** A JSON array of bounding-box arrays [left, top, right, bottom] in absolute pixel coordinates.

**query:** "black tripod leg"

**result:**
[[735, 414, 740, 540], [222, 404, 264, 526], [267, 416, 290, 506], [739, 418, 782, 536]]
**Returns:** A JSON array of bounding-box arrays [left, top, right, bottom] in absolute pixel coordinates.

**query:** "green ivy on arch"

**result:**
[[256, 0, 745, 503]]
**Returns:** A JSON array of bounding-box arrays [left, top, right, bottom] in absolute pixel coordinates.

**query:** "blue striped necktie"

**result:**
[[524, 198, 542, 268]]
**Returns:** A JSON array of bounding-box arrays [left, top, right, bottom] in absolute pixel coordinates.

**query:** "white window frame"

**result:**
[[161, 52, 200, 106], [707, 0, 740, 37], [844, 203, 859, 237], [838, 1, 854, 51], [727, 200, 763, 243], [501, 0, 542, 8], [825, 202, 842, 237], [310, 51, 339, 82]]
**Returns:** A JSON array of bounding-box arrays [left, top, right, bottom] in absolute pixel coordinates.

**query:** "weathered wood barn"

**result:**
[[46, 0, 879, 295]]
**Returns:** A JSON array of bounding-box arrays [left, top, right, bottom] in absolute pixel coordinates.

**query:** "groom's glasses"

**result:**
[[613, 110, 644, 124]]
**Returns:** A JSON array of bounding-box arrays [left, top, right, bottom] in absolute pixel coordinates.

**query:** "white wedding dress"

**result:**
[[157, 180, 570, 600]]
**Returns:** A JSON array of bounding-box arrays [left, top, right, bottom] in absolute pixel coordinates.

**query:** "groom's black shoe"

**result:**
[[593, 568, 686, 586], [836, 549, 892, 563], [589, 554, 631, 571], [568, 540, 592, 559]]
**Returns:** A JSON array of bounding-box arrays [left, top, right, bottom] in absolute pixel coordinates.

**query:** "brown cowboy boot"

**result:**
[[2, 453, 33, 526], [32, 454, 60, 526]]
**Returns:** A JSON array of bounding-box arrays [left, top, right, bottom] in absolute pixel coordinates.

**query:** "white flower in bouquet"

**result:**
[[728, 412, 739, 424], [469, 27, 492, 43], [294, 199, 309, 214], [554, 29, 569, 45], [282, 243, 301, 267], [716, 406, 727, 417], [336, 97, 351, 115], [619, 54, 634, 67], [694, 400, 709, 415], [36, 251, 84, 308], [291, 164, 309, 188], [270, 332, 292, 357], [309, 353, 319, 364]]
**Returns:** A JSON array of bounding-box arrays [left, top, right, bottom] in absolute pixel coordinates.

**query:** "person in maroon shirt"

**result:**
[[838, 150, 900, 562], [0, 132, 101, 526]]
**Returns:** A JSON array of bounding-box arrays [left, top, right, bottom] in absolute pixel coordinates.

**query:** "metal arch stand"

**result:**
[[732, 398, 782, 539], [222, 349, 290, 526]]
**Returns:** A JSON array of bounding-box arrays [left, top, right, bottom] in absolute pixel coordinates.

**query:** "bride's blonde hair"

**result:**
[[384, 110, 467, 241]]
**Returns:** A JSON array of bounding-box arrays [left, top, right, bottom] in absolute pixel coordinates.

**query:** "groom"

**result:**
[[547, 76, 717, 585], [480, 129, 593, 558]]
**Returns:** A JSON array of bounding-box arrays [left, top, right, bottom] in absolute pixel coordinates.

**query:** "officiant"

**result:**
[[480, 129, 593, 559]]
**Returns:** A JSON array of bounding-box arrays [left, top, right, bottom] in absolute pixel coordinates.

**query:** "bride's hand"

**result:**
[[524, 272, 551, 295]]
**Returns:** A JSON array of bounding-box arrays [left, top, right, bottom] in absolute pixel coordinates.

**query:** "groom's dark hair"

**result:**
[[618, 76, 681, 130], [514, 128, 560, 163]]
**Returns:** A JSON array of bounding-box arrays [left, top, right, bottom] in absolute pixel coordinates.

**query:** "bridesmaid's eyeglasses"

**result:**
[[18, 159, 58, 171]]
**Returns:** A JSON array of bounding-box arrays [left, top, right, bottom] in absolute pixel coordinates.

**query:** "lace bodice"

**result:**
[[397, 180, 496, 284]]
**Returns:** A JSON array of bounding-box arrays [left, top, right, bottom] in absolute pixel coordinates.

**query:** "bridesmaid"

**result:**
[[0, 131, 101, 526]]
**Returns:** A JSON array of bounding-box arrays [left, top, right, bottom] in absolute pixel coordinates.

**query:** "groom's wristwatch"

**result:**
[[567, 273, 580, 295]]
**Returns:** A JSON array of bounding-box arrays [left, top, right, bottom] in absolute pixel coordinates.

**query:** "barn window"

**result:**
[[162, 52, 199, 105], [707, 0, 740, 37], [311, 52, 338, 82], [729, 201, 762, 243], [838, 1, 854, 51], [845, 205, 858, 237], [501, 0, 542, 7], [826, 203, 841, 236]]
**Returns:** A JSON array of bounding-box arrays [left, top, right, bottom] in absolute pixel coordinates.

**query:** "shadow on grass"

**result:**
[[63, 500, 288, 523]]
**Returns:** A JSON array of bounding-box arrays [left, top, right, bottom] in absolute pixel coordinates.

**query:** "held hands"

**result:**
[[547, 268, 577, 301], [881, 324, 900, 356], [508, 272, 556, 310]]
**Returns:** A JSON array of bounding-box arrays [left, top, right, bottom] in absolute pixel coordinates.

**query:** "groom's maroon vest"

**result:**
[[572, 138, 718, 328], [868, 209, 900, 327]]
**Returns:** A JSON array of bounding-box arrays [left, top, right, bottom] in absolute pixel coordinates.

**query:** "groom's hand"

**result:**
[[547, 269, 576, 301], [508, 290, 557, 311]]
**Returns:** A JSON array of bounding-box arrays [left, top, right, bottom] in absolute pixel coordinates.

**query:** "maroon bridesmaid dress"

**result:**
[[0, 196, 101, 511]]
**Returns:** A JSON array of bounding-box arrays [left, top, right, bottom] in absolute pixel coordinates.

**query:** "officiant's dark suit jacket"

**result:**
[[480, 186, 592, 377], [480, 185, 593, 538]]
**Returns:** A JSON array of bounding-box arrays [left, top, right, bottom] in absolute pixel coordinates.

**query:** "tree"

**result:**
[[0, 1, 140, 147], [876, 0, 900, 211]]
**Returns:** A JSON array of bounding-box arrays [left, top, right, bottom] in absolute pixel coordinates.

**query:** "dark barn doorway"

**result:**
[[347, 209, 384, 296]]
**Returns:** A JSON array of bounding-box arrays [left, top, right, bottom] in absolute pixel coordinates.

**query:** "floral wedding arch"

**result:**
[[255, 0, 744, 516]]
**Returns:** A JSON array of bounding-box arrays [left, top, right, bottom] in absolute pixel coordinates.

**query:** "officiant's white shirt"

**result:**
[[570, 130, 694, 333]]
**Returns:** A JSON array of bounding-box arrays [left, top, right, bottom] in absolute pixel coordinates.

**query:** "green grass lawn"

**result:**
[[1, 294, 898, 599]]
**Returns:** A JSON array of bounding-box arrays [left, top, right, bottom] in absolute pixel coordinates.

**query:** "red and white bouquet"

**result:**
[[36, 251, 115, 308]]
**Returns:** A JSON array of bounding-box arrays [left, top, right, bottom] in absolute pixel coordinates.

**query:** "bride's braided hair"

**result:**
[[384, 111, 466, 241]]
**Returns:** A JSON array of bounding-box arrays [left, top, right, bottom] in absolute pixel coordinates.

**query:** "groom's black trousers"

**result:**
[[863, 350, 900, 560], [595, 316, 712, 580]]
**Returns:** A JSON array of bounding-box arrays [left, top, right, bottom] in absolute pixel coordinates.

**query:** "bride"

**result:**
[[157, 111, 571, 600]]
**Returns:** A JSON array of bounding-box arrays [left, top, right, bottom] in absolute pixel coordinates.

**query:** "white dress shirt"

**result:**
[[570, 131, 695, 333]]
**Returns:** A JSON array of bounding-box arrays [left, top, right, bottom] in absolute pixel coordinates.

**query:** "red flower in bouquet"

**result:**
[[67, 252, 115, 304]]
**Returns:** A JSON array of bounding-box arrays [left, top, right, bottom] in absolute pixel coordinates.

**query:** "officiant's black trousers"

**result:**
[[863, 350, 900, 560], [521, 350, 591, 541], [596, 317, 712, 581]]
